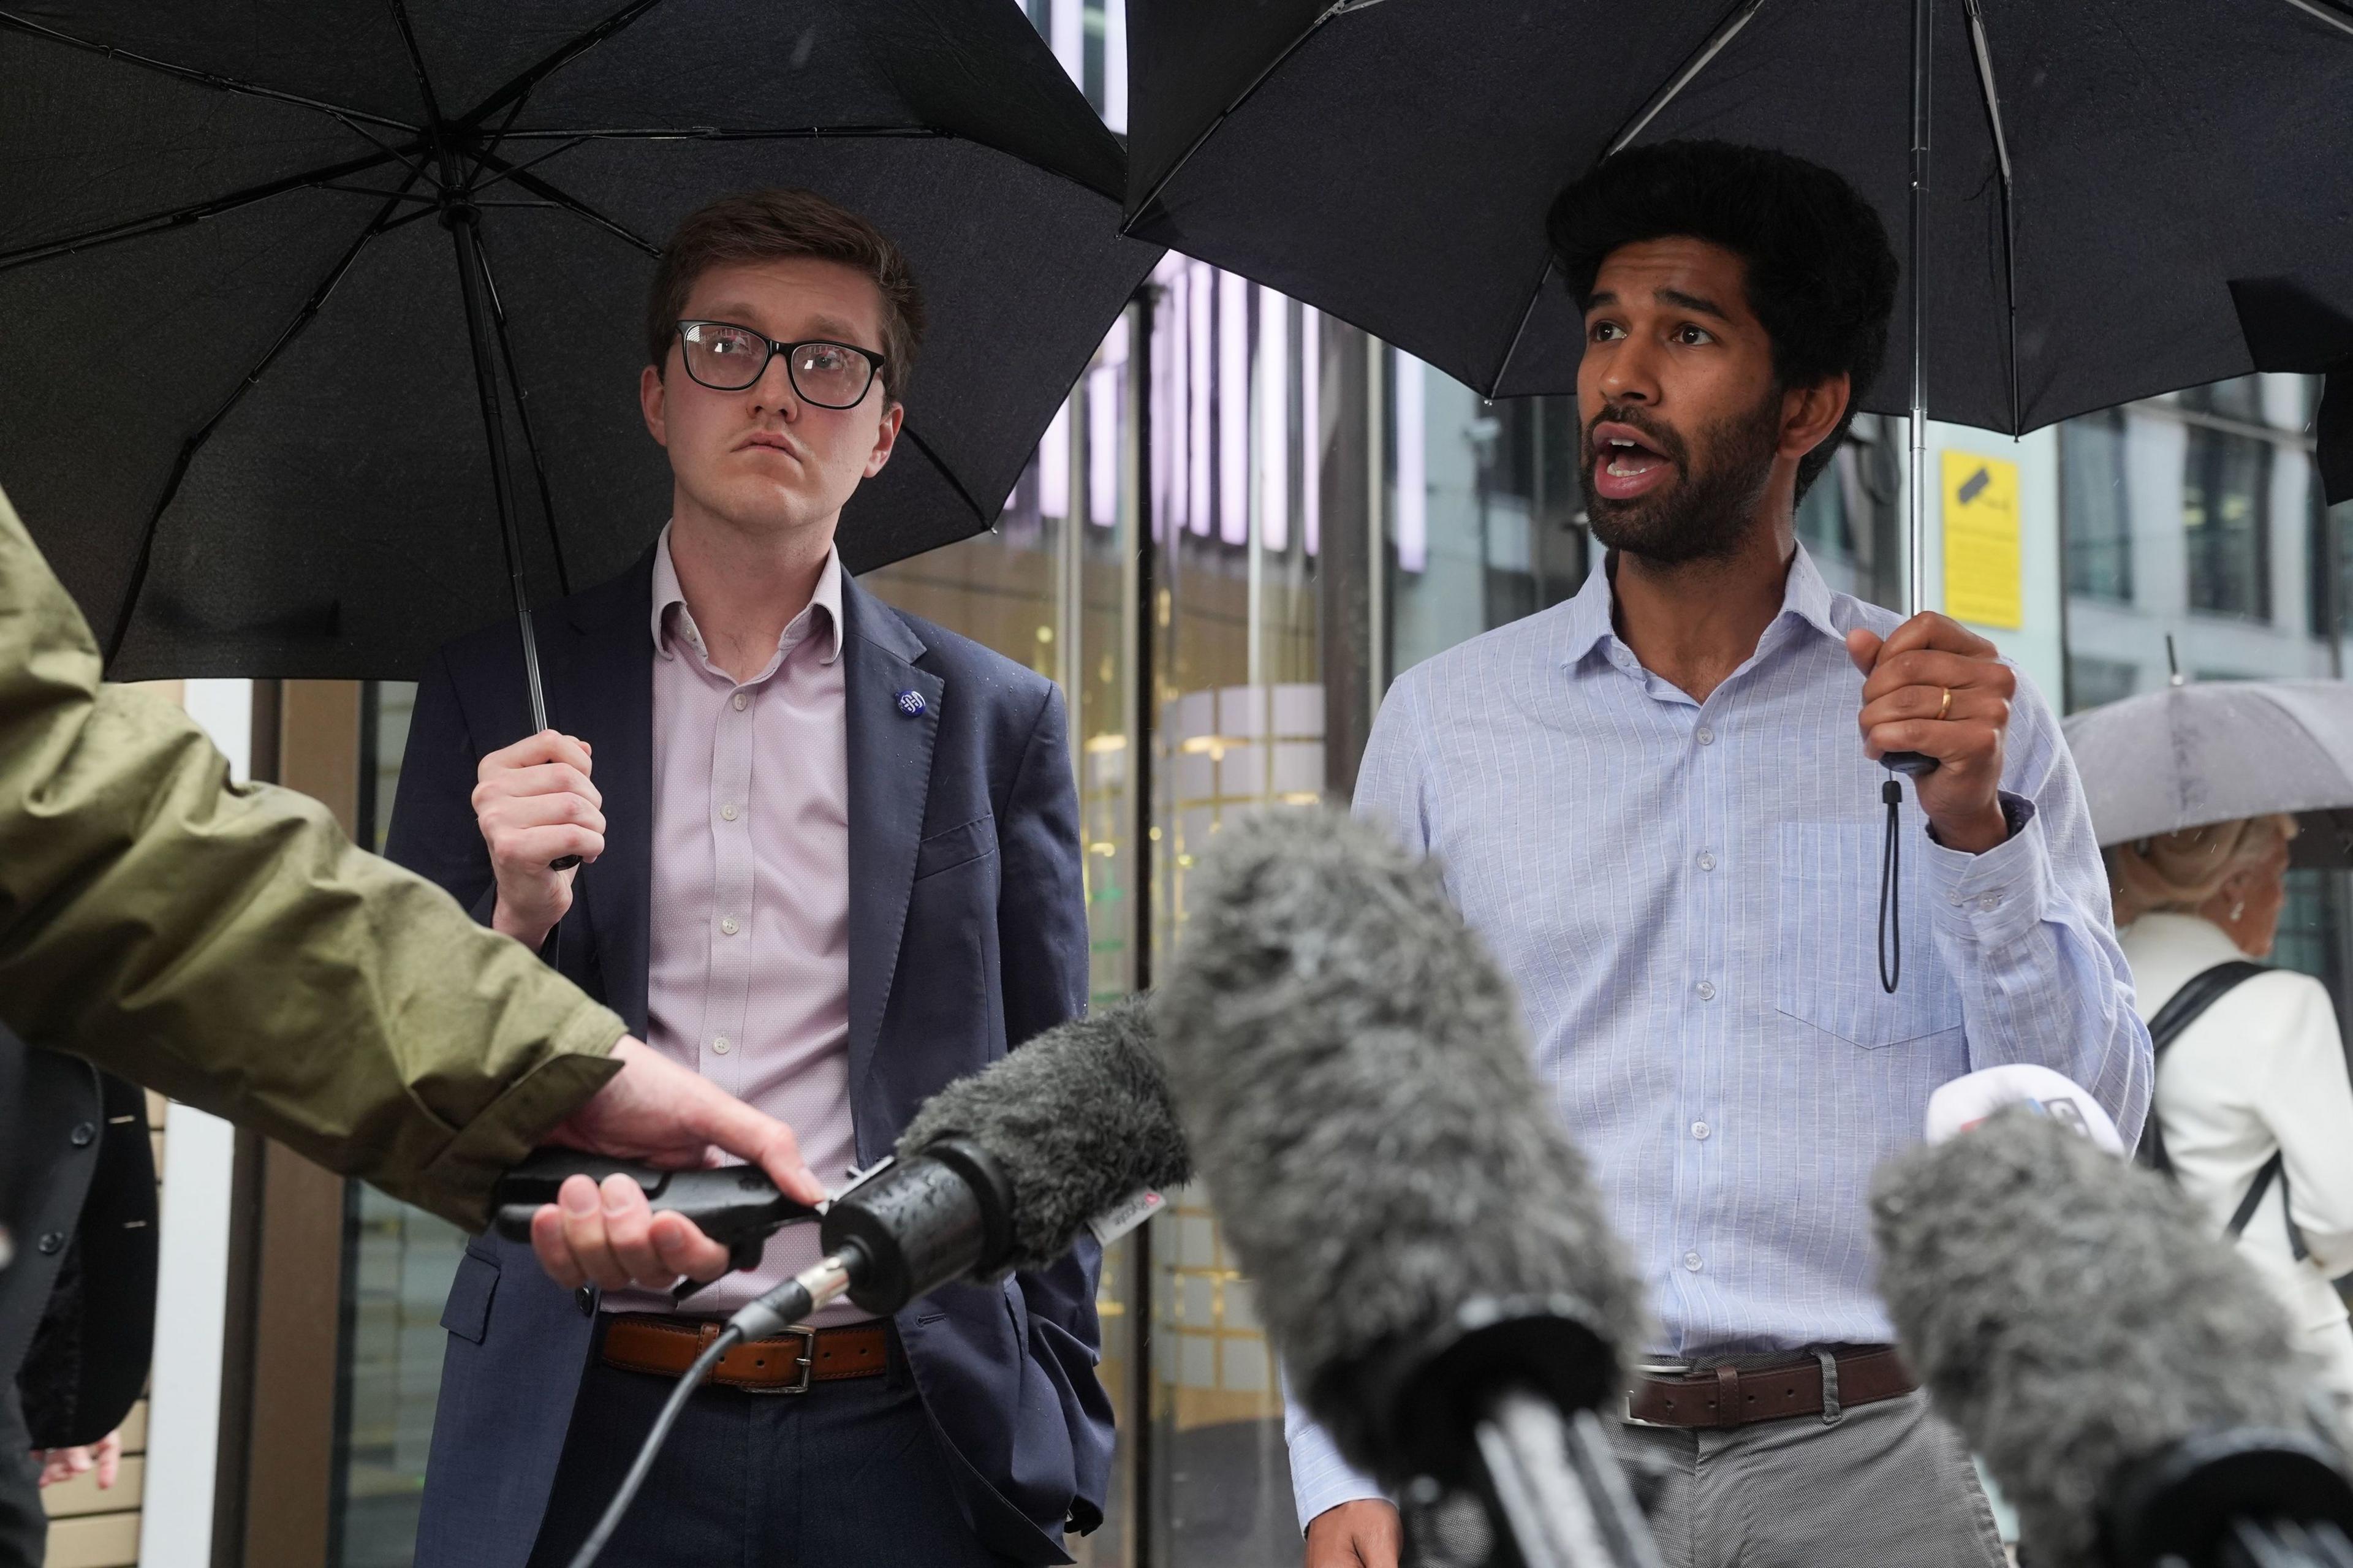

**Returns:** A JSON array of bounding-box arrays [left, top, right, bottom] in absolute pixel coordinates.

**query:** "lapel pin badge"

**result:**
[[895, 689, 926, 718]]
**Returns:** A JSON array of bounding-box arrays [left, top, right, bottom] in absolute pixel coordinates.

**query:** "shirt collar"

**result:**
[[649, 521, 845, 667], [1558, 541, 1845, 674]]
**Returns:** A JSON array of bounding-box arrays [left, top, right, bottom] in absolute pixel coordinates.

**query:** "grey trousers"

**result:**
[[1610, 1389, 2008, 1568]]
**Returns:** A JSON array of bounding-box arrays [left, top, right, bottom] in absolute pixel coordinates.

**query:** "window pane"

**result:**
[[2064, 654, 2139, 714], [1149, 260, 1325, 1568], [2178, 374, 2267, 424], [2062, 411, 2133, 602], [331, 678, 453, 1568], [1384, 352, 1587, 673], [2183, 426, 2272, 619]]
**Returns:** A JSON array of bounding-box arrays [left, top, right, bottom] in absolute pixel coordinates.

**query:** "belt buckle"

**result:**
[[745, 1328, 816, 1395], [1621, 1392, 1673, 1430]]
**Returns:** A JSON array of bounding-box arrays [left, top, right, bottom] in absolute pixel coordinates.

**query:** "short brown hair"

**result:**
[[645, 187, 925, 404]]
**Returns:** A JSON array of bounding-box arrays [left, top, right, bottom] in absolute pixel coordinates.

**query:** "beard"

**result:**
[[1580, 391, 1783, 566]]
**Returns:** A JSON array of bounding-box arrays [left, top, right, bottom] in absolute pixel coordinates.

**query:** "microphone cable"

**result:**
[[563, 1323, 745, 1568]]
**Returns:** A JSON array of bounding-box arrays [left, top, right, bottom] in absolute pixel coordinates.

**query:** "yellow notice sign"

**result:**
[[1942, 450, 2022, 629]]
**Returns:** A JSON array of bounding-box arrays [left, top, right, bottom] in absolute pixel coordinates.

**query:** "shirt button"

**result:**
[[721, 803, 739, 822], [1696, 851, 1716, 872], [719, 916, 740, 936], [1692, 1121, 1711, 1140], [1695, 725, 1715, 746], [732, 692, 748, 711], [1683, 1251, 1703, 1273], [711, 1035, 732, 1056], [1978, 893, 2003, 912], [1695, 980, 1716, 1001]]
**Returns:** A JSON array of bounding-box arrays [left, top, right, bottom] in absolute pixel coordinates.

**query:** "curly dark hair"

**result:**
[[1546, 140, 1898, 500]]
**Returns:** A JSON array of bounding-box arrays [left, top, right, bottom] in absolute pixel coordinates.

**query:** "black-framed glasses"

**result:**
[[675, 320, 887, 408]]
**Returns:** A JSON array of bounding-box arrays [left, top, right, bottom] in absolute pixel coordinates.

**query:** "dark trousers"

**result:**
[[525, 1320, 1012, 1568], [0, 1385, 43, 1568]]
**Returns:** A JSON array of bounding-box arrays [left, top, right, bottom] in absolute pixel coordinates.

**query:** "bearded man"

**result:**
[[1288, 140, 2151, 1568]]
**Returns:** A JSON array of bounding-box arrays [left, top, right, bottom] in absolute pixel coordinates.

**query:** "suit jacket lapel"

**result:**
[[842, 576, 939, 1145], [558, 550, 656, 1037]]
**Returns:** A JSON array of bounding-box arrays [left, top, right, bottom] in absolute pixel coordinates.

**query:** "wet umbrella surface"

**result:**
[[2063, 679, 2353, 862]]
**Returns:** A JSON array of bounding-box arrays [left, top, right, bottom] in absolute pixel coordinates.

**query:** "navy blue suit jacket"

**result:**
[[384, 547, 1110, 1567]]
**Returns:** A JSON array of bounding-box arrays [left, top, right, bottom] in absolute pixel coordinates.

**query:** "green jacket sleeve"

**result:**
[[0, 485, 626, 1230]]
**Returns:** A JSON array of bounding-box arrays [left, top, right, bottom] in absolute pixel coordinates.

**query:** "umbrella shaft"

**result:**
[[1908, 0, 1933, 619], [441, 195, 552, 735]]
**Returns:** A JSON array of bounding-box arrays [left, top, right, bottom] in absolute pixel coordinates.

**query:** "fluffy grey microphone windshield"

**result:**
[[1873, 1108, 2330, 1568], [896, 994, 1189, 1276], [1155, 807, 1648, 1475]]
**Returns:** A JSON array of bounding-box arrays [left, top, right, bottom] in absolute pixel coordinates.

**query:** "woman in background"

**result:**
[[2110, 815, 2353, 1411]]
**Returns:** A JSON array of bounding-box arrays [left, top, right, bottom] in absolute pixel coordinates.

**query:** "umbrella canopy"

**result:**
[[2060, 680, 2353, 859], [1122, 0, 2353, 432], [0, 0, 1159, 683]]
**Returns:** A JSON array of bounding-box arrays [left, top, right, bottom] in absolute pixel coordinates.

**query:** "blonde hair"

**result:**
[[2105, 813, 2298, 926]]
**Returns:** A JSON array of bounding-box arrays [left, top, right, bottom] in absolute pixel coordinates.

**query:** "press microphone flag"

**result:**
[[1158, 806, 1659, 1567], [1873, 1105, 2353, 1568]]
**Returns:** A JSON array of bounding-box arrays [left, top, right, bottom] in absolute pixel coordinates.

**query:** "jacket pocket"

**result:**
[[439, 1250, 499, 1344], [1773, 819, 1963, 1049], [914, 814, 997, 881]]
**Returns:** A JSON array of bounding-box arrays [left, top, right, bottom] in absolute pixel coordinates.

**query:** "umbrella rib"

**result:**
[[898, 424, 990, 528], [1961, 0, 2021, 436], [104, 181, 419, 667], [467, 137, 593, 194], [1602, 0, 1770, 158], [384, 0, 448, 126], [2281, 0, 2353, 37], [494, 124, 953, 141], [472, 156, 661, 256], [458, 0, 676, 135], [0, 10, 419, 132], [468, 238, 573, 599], [0, 146, 416, 275], [1123, 0, 1362, 233], [1488, 256, 1556, 398], [330, 110, 435, 183]]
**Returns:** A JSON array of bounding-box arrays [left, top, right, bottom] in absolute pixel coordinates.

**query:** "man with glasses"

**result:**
[[384, 189, 1105, 1568]]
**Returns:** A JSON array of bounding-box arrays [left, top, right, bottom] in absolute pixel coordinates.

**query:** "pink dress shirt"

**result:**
[[604, 525, 867, 1324]]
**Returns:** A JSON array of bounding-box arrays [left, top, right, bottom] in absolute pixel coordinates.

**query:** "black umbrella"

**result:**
[[1124, 0, 2353, 440], [1127, 0, 2351, 798], [0, 0, 1159, 703]]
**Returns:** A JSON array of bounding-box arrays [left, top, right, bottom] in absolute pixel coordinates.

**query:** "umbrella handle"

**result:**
[[1883, 751, 1939, 777], [550, 854, 583, 871]]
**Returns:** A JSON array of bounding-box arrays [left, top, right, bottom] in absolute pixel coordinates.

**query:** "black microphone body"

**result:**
[[1158, 807, 1656, 1567], [744, 994, 1188, 1330], [1872, 1108, 2353, 1568]]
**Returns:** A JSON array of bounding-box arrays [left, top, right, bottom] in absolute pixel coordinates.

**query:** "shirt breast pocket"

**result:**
[[1773, 819, 1963, 1050]]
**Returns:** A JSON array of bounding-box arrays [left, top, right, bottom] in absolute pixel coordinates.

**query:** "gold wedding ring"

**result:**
[[1936, 686, 1953, 721]]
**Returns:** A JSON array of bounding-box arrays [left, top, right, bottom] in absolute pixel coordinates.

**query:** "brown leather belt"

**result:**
[[601, 1314, 890, 1394], [1623, 1346, 1915, 1429]]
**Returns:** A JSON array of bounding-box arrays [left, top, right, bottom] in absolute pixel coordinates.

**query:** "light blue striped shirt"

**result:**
[[1285, 545, 2152, 1528]]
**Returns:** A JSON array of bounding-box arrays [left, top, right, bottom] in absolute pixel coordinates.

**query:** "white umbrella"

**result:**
[[2061, 676, 2353, 865]]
